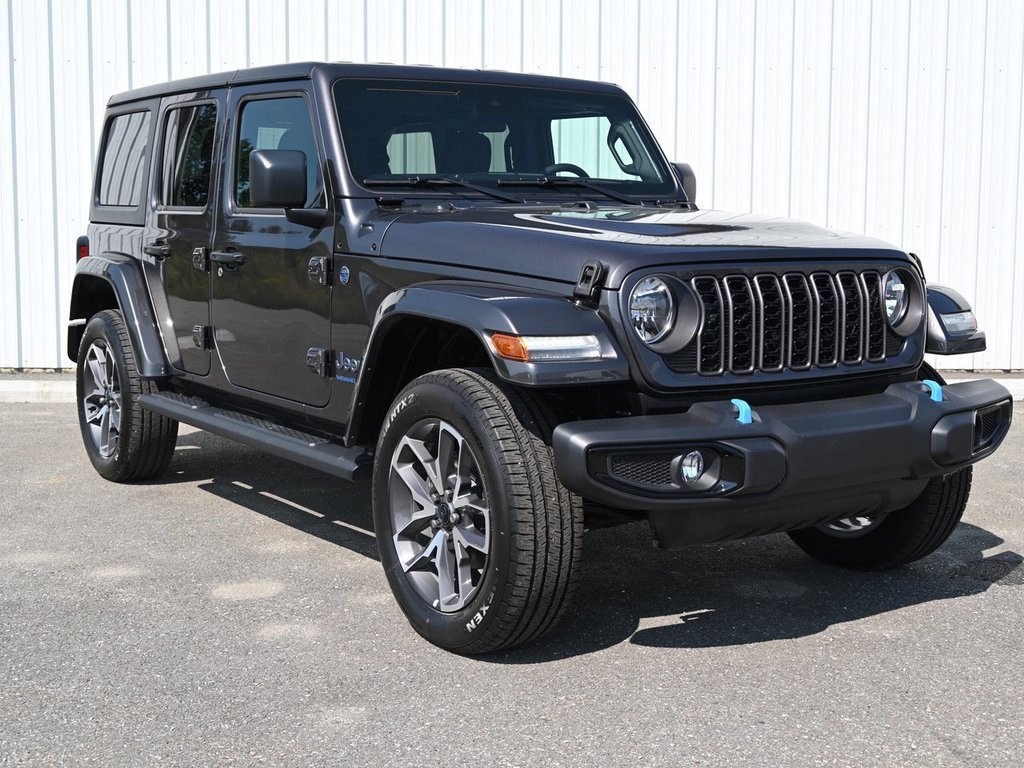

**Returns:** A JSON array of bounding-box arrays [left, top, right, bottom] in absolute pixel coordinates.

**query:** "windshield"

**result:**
[[333, 78, 676, 199]]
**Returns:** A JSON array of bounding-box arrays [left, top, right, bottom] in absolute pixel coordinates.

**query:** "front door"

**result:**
[[211, 86, 333, 406], [145, 96, 222, 376]]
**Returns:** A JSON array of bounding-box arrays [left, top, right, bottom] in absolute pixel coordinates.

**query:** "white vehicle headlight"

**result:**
[[629, 276, 675, 344], [883, 270, 909, 325]]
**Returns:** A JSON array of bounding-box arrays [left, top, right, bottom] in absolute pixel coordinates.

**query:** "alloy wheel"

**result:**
[[81, 340, 122, 459], [388, 418, 491, 613]]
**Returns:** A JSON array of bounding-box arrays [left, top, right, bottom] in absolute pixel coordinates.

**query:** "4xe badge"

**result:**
[[338, 265, 351, 285]]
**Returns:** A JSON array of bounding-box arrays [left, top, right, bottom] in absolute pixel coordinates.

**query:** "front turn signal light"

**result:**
[[489, 333, 604, 362]]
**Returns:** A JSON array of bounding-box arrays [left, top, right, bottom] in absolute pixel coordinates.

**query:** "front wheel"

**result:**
[[372, 369, 582, 654], [788, 467, 973, 569]]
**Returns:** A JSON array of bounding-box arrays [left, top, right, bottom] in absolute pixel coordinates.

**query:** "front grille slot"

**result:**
[[811, 273, 839, 367], [724, 276, 756, 374], [783, 274, 813, 370], [754, 275, 785, 372], [861, 272, 886, 361], [693, 277, 725, 374], [677, 268, 897, 376]]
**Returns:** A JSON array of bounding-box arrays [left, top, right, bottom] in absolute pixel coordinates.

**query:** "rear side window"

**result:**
[[97, 111, 151, 206], [235, 96, 320, 208], [160, 104, 218, 207]]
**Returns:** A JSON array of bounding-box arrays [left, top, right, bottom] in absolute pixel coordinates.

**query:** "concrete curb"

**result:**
[[0, 379, 77, 403], [2, 375, 1022, 404]]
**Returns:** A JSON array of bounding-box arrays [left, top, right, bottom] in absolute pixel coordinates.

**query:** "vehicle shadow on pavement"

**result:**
[[158, 431, 1021, 662], [156, 430, 379, 560], [487, 520, 1023, 663]]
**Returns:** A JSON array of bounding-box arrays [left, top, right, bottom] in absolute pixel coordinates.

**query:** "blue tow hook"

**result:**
[[921, 379, 944, 403], [731, 398, 753, 424]]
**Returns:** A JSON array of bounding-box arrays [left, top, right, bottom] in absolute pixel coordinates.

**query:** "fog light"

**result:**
[[680, 450, 705, 484]]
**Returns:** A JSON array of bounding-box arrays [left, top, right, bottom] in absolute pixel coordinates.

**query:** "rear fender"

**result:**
[[68, 253, 169, 378]]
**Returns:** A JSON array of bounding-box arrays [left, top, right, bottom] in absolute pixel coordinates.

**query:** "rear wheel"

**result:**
[[76, 310, 178, 482], [372, 368, 582, 654]]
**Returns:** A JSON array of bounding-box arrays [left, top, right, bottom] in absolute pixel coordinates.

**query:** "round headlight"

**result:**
[[883, 270, 909, 325], [629, 276, 675, 344]]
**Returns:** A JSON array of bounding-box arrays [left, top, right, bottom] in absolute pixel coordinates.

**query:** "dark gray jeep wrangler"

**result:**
[[70, 63, 1012, 653]]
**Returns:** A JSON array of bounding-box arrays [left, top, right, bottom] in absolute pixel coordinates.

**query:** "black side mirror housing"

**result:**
[[926, 283, 987, 355], [249, 149, 307, 208], [672, 162, 697, 206]]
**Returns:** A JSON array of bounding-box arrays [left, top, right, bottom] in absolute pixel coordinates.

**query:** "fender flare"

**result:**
[[344, 281, 628, 446], [68, 253, 169, 378]]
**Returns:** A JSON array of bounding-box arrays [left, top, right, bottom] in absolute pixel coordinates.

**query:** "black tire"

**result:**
[[787, 467, 973, 569], [76, 309, 178, 482], [372, 368, 583, 654]]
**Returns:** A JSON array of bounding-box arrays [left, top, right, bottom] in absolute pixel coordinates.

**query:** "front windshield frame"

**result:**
[[332, 77, 680, 202]]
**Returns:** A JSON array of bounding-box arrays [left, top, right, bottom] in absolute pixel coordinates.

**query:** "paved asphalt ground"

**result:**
[[1, 403, 1022, 767]]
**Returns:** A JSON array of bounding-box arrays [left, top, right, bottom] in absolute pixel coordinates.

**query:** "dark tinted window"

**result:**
[[161, 104, 218, 207], [98, 111, 151, 206], [235, 96, 320, 208], [333, 79, 672, 197]]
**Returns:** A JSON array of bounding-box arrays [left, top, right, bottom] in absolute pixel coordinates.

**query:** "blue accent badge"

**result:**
[[339, 265, 351, 285]]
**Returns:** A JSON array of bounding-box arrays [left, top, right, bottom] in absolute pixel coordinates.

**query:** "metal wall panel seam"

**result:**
[[934, 0, 951, 279], [165, 0, 171, 80], [710, 0, 718, 208], [861, 0, 873, 234], [206, 0, 211, 70], [5, 0, 23, 367], [125, 0, 131, 87], [46, 0, 62, 365], [786, 0, 796, 216], [87, 0, 94, 151], [748, 0, 758, 214], [970, 0, 990, 370], [898, 0, 913, 245], [823, 0, 834, 226], [1012, 10, 1024, 368]]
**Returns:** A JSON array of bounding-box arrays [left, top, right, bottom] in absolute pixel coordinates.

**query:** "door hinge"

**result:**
[[306, 347, 334, 377], [573, 260, 605, 304], [192, 246, 209, 272], [307, 256, 332, 286], [192, 325, 212, 350]]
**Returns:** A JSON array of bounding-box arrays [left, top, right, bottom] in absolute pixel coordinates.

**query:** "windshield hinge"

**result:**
[[573, 260, 606, 305]]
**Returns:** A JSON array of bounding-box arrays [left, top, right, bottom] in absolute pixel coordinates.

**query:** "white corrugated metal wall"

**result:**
[[2, 0, 1022, 370]]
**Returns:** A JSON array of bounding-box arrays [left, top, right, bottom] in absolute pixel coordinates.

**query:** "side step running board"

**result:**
[[139, 392, 370, 481]]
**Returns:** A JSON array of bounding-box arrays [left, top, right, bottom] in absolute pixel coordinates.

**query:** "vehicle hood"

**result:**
[[376, 206, 908, 289]]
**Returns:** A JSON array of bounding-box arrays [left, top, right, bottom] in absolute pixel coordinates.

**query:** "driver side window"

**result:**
[[550, 116, 636, 180]]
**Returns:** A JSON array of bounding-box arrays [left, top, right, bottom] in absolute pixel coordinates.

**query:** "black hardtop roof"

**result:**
[[108, 62, 627, 106]]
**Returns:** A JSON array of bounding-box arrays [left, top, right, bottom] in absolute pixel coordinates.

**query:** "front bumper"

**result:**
[[552, 379, 1012, 548]]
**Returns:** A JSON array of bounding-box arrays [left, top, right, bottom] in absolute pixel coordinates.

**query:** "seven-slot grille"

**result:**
[[665, 270, 899, 375]]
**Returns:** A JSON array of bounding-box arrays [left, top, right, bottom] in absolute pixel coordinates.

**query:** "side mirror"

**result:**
[[249, 149, 307, 208], [672, 162, 697, 206]]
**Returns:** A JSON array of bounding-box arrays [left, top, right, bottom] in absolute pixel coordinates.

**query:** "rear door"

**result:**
[[145, 95, 223, 375], [210, 84, 333, 406]]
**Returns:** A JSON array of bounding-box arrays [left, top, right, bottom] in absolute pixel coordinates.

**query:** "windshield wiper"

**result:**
[[496, 176, 643, 206], [362, 175, 522, 204]]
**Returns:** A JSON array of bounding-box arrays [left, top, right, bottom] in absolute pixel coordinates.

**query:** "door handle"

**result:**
[[210, 250, 247, 266], [143, 242, 172, 259]]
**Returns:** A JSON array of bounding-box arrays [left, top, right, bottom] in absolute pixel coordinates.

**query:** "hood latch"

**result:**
[[573, 260, 606, 305]]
